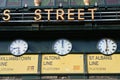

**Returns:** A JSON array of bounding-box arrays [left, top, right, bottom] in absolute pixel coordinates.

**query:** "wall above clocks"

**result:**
[[97, 38, 117, 55], [9, 39, 28, 56], [52, 39, 72, 55]]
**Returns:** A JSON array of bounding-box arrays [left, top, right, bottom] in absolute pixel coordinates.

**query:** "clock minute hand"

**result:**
[[105, 39, 109, 54], [62, 40, 64, 48], [17, 47, 21, 54]]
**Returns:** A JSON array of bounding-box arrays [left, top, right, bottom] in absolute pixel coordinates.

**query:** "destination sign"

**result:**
[[0, 54, 38, 74], [41, 54, 84, 74], [88, 54, 120, 73]]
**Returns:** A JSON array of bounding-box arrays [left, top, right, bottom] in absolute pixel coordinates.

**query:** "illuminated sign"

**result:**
[[2, 8, 97, 21], [87, 54, 120, 73], [41, 54, 84, 74], [0, 54, 38, 74]]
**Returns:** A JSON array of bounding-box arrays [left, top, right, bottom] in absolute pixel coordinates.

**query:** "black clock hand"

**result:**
[[105, 39, 108, 55], [105, 39, 108, 51], [17, 47, 21, 54], [62, 40, 64, 48]]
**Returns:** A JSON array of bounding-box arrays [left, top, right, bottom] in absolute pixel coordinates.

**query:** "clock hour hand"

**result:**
[[11, 47, 19, 50]]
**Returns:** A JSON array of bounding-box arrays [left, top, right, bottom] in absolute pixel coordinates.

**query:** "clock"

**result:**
[[9, 39, 28, 56], [53, 39, 72, 55], [97, 38, 117, 55]]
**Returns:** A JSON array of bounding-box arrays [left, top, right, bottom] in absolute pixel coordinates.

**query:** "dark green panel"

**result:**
[[0, 0, 6, 7], [90, 0, 105, 5], [106, 0, 120, 5], [41, 0, 54, 6], [22, 0, 34, 7], [55, 0, 69, 6], [71, 0, 84, 6], [7, 0, 21, 7]]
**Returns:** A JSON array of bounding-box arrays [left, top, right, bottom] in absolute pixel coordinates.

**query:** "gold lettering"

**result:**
[[3, 9, 10, 21], [78, 9, 84, 20], [88, 8, 97, 20], [34, 9, 42, 21], [68, 9, 75, 20], [1, 8, 98, 22], [44, 9, 53, 20], [56, 9, 64, 20]]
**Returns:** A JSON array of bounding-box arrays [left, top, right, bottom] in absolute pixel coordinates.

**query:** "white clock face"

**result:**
[[9, 39, 28, 56], [97, 38, 117, 55], [53, 39, 72, 55]]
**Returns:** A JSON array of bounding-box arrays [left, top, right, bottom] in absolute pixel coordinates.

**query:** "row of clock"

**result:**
[[9, 39, 72, 56], [9, 38, 117, 56], [53, 38, 117, 55]]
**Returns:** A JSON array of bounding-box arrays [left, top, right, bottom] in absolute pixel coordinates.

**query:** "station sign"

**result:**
[[1, 8, 97, 22], [0, 54, 38, 74], [41, 54, 84, 74], [87, 54, 120, 73]]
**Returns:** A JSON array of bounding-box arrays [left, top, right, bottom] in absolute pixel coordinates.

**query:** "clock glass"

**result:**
[[97, 38, 117, 55], [53, 39, 72, 55], [9, 39, 28, 56]]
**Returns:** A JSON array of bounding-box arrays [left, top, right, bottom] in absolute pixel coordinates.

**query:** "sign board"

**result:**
[[87, 54, 120, 73], [1, 8, 97, 22], [41, 54, 84, 74], [0, 54, 38, 74]]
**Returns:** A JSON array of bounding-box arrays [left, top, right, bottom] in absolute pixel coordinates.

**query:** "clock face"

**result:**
[[97, 38, 117, 55], [9, 39, 28, 56], [53, 39, 72, 55]]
